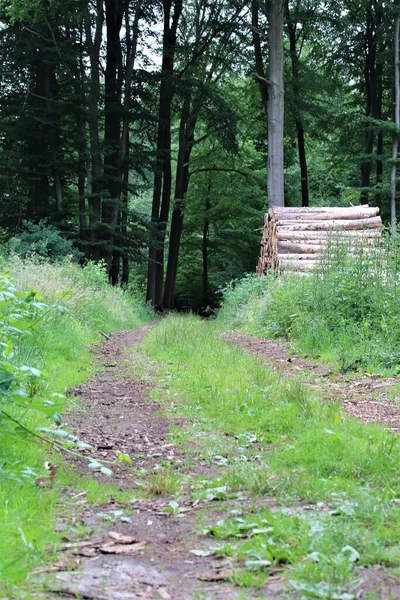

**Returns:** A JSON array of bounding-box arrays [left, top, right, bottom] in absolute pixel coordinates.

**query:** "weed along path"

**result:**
[[42, 316, 400, 600], [224, 332, 400, 433]]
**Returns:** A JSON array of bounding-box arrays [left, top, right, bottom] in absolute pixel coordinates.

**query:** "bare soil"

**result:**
[[39, 325, 400, 599]]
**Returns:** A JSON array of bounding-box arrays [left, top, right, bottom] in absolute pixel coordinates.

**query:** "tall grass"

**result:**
[[217, 233, 400, 373], [0, 256, 152, 594]]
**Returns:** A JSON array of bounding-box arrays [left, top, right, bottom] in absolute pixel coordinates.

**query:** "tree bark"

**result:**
[[103, 0, 124, 272], [121, 163, 130, 286], [109, 2, 142, 281], [252, 0, 268, 119], [84, 1, 104, 261], [29, 49, 50, 220], [162, 94, 194, 309], [391, 6, 400, 227], [286, 1, 309, 207], [375, 33, 385, 211], [43, 61, 64, 223], [360, 3, 384, 205], [146, 0, 183, 307], [267, 0, 285, 208], [201, 185, 211, 309]]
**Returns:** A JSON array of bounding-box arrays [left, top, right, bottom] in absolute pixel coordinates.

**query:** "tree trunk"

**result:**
[[391, 7, 400, 228], [267, 0, 285, 208], [84, 1, 104, 261], [146, 0, 183, 307], [286, 1, 309, 207], [108, 2, 142, 279], [103, 0, 124, 273], [252, 0, 268, 119], [360, 3, 384, 205], [29, 51, 50, 220], [202, 187, 211, 309], [375, 34, 385, 211], [162, 94, 194, 309], [77, 106, 87, 250], [121, 163, 130, 286], [44, 62, 64, 223]]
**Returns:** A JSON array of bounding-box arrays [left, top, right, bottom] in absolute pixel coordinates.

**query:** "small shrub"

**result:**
[[8, 220, 81, 262]]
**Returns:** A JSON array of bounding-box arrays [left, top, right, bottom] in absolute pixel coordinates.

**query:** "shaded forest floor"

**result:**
[[33, 319, 400, 600]]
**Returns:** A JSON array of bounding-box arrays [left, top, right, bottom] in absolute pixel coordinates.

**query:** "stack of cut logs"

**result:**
[[256, 205, 382, 275]]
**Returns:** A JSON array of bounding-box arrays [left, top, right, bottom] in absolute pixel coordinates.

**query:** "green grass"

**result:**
[[216, 236, 400, 374], [144, 315, 400, 595], [0, 257, 152, 595]]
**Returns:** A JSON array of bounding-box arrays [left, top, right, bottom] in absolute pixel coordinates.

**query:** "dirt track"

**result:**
[[40, 324, 400, 600], [44, 325, 284, 599]]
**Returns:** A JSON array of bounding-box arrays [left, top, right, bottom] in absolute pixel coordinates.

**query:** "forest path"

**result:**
[[42, 322, 280, 600], [38, 320, 400, 600], [224, 332, 400, 433]]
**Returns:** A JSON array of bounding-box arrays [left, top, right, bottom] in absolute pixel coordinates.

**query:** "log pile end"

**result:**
[[256, 205, 382, 276]]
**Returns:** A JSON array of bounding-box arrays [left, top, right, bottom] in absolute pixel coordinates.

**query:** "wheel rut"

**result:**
[[224, 332, 400, 433], [42, 324, 284, 600]]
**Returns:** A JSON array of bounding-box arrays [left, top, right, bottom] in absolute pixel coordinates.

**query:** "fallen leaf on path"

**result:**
[[99, 541, 146, 555], [190, 549, 216, 557], [197, 569, 233, 582], [108, 531, 137, 544], [56, 540, 94, 551], [31, 558, 80, 574], [158, 589, 172, 600], [71, 491, 87, 500], [76, 547, 98, 557]]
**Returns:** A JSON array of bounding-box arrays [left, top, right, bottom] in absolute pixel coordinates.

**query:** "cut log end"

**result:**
[[257, 206, 382, 276]]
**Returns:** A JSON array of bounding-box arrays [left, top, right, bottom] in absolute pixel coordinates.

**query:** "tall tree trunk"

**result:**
[[77, 116, 87, 247], [202, 187, 211, 309], [360, 4, 381, 205], [108, 2, 142, 280], [286, 1, 309, 207], [252, 0, 268, 119], [391, 6, 400, 227], [44, 62, 64, 222], [84, 1, 104, 261], [70, 21, 88, 252], [29, 50, 50, 220], [376, 50, 384, 211], [162, 94, 194, 309], [110, 213, 121, 285], [121, 163, 130, 286], [146, 0, 183, 307], [267, 0, 285, 208], [103, 0, 124, 272]]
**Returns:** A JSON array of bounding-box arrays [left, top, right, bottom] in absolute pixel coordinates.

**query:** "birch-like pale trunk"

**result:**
[[391, 9, 400, 228], [267, 0, 285, 208]]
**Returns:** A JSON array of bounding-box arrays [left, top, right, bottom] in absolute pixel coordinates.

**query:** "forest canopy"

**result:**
[[0, 0, 399, 310]]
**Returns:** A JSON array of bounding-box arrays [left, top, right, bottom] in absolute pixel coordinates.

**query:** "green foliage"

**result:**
[[218, 235, 400, 373], [8, 221, 81, 262]]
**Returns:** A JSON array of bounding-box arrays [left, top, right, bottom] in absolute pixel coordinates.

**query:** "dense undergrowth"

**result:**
[[217, 235, 400, 374], [145, 316, 400, 597], [0, 256, 151, 594]]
